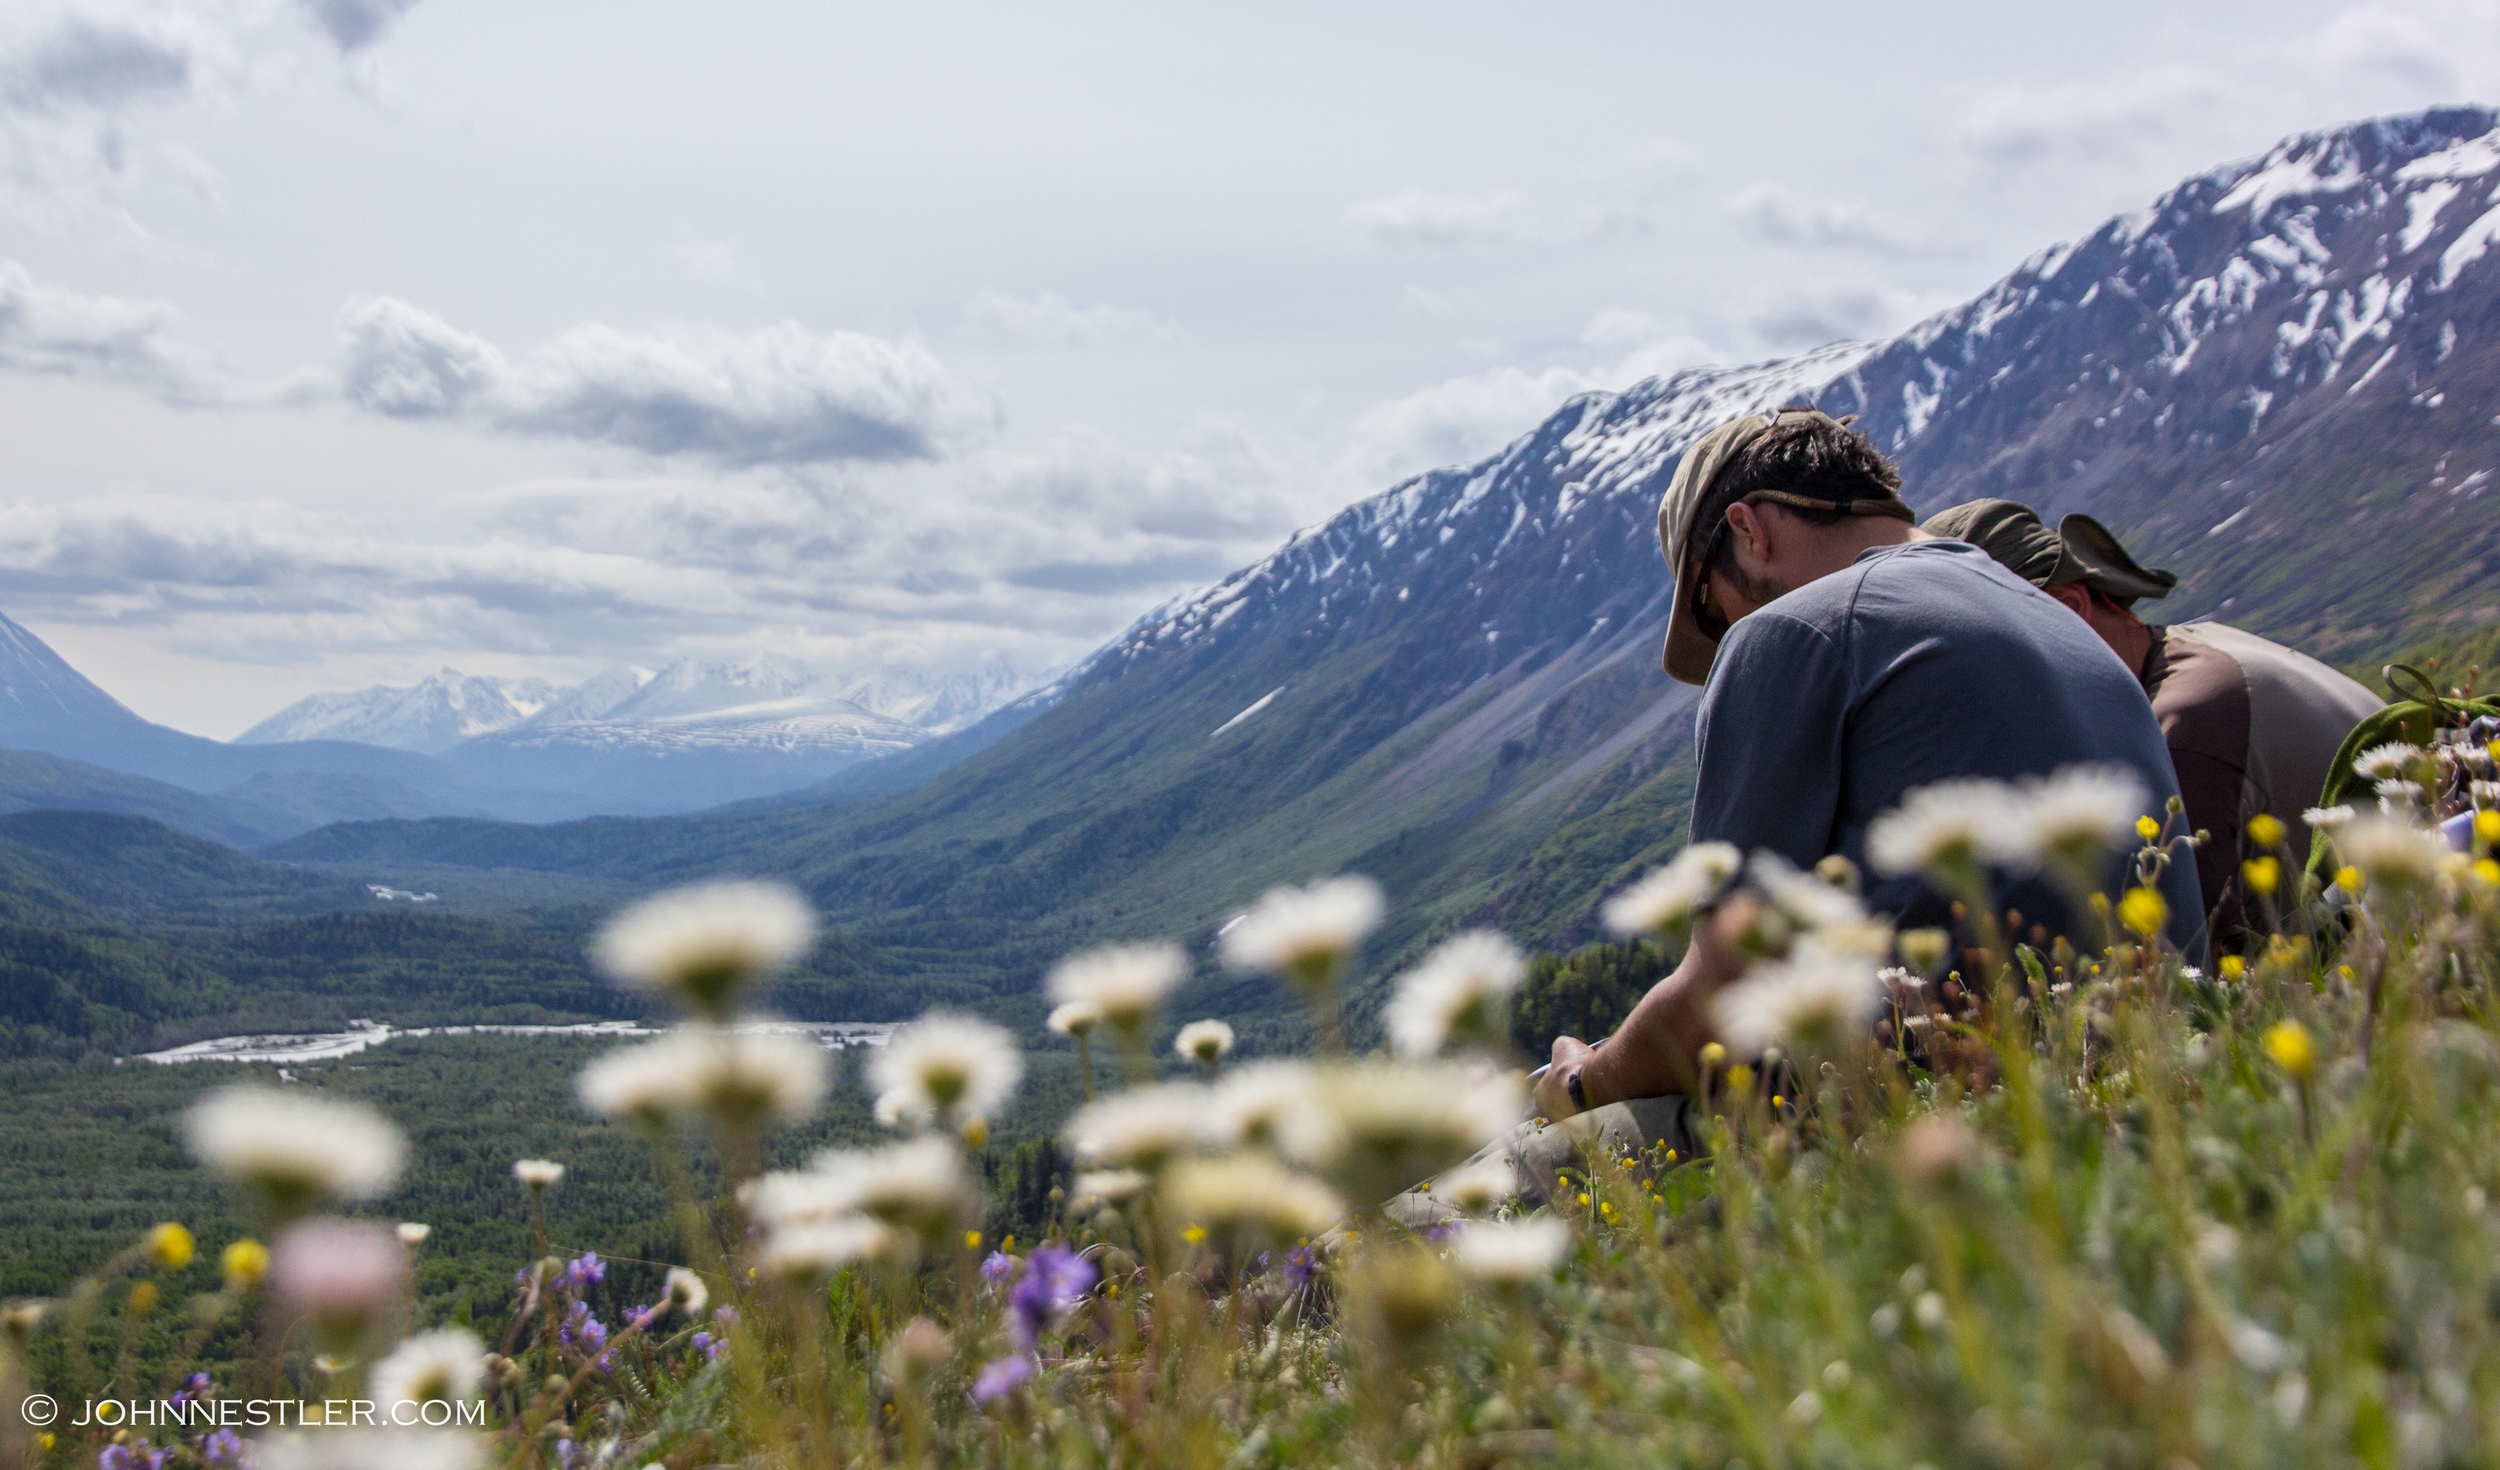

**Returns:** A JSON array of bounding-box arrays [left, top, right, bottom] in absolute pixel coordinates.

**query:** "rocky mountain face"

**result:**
[[244, 109, 2500, 1014]]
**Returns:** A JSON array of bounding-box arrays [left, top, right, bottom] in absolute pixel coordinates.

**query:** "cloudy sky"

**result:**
[[2, 0, 2495, 735]]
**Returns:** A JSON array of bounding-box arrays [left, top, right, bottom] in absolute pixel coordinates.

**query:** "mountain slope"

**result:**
[[271, 108, 2500, 1019]]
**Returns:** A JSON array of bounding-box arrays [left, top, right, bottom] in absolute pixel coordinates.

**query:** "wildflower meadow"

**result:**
[[9, 739, 2500, 1470]]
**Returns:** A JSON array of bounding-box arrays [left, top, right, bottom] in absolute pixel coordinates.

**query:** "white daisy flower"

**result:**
[[1205, 1059, 1324, 1151], [868, 1011, 1022, 1131], [811, 1136, 976, 1237], [1383, 931, 1526, 1058], [395, 1222, 430, 1247], [1867, 778, 2014, 878], [1047, 943, 1189, 1039], [1069, 1169, 1150, 1209], [576, 1029, 829, 1127], [742, 1169, 853, 1230], [2007, 764, 2147, 881], [663, 1266, 708, 1316], [593, 880, 817, 1018], [371, 1327, 486, 1410], [2352, 741, 2425, 780], [1174, 1018, 1236, 1067], [1710, 942, 1883, 1055], [1046, 1000, 1104, 1039], [1747, 853, 1868, 933], [2374, 778, 2424, 810], [271, 1218, 409, 1338], [1219, 876, 1385, 991], [1289, 1063, 1526, 1205], [1065, 1082, 1212, 1171], [1449, 1216, 1571, 1286], [2304, 804, 2357, 830], [2334, 813, 2447, 892], [512, 1159, 564, 1192], [761, 1218, 893, 1279], [254, 1430, 484, 1470], [185, 1087, 407, 1214], [1161, 1154, 1344, 1240], [1433, 1154, 1518, 1215], [1601, 842, 1741, 939]]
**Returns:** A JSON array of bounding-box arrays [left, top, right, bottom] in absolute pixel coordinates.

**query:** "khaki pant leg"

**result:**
[[1380, 1095, 1700, 1232]]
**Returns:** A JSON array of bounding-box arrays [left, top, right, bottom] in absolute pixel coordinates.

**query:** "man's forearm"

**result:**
[[1575, 953, 1720, 1107]]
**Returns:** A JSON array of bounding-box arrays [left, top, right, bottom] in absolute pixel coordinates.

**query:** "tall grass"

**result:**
[[8, 770, 2500, 1470]]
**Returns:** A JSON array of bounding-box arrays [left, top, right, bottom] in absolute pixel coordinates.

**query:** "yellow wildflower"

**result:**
[[127, 1282, 158, 1317], [2335, 866, 2363, 893], [2476, 810, 2500, 849], [2242, 856, 2280, 896], [221, 1238, 270, 1289], [964, 1230, 983, 1250], [2118, 886, 2167, 938], [2247, 813, 2285, 848], [1182, 1224, 1207, 1245], [2476, 859, 2500, 887], [2136, 815, 2161, 842], [2219, 955, 2246, 980], [145, 1222, 194, 1270], [1699, 1042, 1727, 1070], [2261, 1020, 2316, 1081]]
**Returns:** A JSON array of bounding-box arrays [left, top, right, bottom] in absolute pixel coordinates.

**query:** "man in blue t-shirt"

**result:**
[[1531, 408, 2201, 1123]]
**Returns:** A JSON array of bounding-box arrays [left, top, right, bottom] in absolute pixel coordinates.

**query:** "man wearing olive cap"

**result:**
[[1923, 497, 2380, 934], [1530, 409, 2201, 1124]]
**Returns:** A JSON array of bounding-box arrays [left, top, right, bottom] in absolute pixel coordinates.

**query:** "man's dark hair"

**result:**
[[1692, 413, 1905, 605]]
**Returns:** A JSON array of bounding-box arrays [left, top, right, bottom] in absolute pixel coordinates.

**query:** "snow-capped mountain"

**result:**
[[239, 669, 565, 754]]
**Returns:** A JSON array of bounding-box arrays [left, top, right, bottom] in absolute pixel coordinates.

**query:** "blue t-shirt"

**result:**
[[1690, 537, 2206, 959]]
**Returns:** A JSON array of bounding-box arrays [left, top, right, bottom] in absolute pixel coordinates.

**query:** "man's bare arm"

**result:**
[[1530, 895, 1757, 1118]]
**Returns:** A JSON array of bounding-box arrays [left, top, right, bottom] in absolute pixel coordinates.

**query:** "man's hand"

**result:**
[[1534, 1035, 1597, 1120]]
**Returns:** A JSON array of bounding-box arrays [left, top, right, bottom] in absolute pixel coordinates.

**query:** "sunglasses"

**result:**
[[1687, 510, 1735, 642]]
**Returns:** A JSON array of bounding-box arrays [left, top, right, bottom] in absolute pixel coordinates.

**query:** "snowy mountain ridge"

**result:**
[[243, 653, 1043, 759]]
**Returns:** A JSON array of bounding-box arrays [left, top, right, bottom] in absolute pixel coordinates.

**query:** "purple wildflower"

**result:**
[[971, 1354, 1034, 1404], [1006, 1244, 1097, 1351], [565, 1251, 606, 1290], [980, 1250, 1015, 1287], [169, 1372, 210, 1409], [100, 1443, 167, 1470], [554, 1438, 580, 1470], [1425, 1220, 1464, 1243], [200, 1429, 245, 1466], [1280, 1245, 1321, 1291], [691, 1330, 720, 1362], [713, 1304, 740, 1327], [560, 1300, 611, 1362]]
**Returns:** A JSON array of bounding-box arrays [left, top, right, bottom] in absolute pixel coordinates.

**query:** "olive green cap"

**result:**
[[1920, 498, 2177, 606]]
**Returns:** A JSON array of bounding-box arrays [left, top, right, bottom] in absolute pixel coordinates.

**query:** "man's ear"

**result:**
[[1724, 501, 1773, 568], [2042, 581, 2094, 619]]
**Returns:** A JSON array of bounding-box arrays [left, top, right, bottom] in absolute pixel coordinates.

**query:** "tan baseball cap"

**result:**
[[1921, 498, 2177, 606], [1655, 407, 1886, 684]]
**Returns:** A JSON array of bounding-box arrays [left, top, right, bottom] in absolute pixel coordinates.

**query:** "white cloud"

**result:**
[[1346, 189, 1526, 250], [1958, 66, 2228, 166], [0, 255, 253, 402], [1342, 364, 1601, 488], [336, 299, 986, 465], [1729, 184, 1936, 256], [0, 261, 986, 467], [962, 289, 1179, 345], [0, 17, 191, 112], [295, 0, 421, 55]]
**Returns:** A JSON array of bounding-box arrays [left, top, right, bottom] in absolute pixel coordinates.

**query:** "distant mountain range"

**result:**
[[240, 658, 1033, 755], [230, 654, 1042, 810], [264, 107, 2500, 1036], [0, 611, 1045, 831]]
